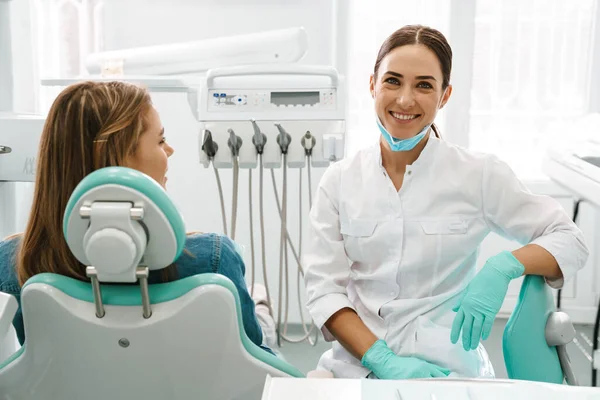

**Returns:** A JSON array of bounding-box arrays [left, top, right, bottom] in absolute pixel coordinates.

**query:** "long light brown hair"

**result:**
[[15, 81, 177, 285]]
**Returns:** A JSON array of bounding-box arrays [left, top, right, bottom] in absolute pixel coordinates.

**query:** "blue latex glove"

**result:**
[[361, 340, 451, 379], [451, 251, 525, 351]]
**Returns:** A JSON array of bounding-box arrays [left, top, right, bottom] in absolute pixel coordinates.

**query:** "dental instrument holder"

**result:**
[[197, 64, 345, 169], [201, 129, 219, 162], [275, 124, 292, 155], [228, 128, 243, 157], [251, 119, 267, 155], [80, 202, 153, 319], [195, 65, 345, 347], [301, 131, 316, 156]]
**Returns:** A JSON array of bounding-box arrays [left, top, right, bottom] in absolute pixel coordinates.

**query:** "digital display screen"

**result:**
[[271, 91, 320, 106]]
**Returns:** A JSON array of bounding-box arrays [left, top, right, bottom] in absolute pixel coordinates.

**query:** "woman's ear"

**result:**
[[439, 85, 453, 109], [369, 74, 376, 99]]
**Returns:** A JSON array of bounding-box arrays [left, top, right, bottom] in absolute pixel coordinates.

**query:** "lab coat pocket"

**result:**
[[419, 219, 468, 235], [340, 218, 378, 237], [340, 218, 379, 263], [412, 316, 495, 378]]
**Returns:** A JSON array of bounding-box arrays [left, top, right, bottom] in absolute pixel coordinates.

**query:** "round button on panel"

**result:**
[[233, 95, 247, 105]]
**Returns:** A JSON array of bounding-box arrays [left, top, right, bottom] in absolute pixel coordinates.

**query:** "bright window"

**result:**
[[468, 0, 597, 180], [344, 0, 598, 181], [31, 0, 104, 111]]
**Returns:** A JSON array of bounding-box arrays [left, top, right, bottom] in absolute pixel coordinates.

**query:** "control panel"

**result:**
[[208, 89, 337, 111]]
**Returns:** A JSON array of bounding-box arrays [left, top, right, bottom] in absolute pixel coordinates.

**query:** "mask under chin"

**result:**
[[376, 115, 431, 152]]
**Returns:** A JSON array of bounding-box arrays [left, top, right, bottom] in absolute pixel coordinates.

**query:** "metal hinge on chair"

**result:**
[[86, 266, 152, 319]]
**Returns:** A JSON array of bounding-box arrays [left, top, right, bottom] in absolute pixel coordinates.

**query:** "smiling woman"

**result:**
[[369, 25, 452, 143], [303, 24, 588, 381]]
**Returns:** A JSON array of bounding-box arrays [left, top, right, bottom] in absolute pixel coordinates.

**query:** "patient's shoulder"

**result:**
[[0, 235, 21, 292], [183, 233, 242, 260], [175, 233, 244, 275], [0, 235, 21, 264], [175, 233, 217, 268], [183, 232, 216, 252]]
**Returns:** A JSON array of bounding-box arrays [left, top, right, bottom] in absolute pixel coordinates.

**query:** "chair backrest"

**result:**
[[503, 275, 564, 383], [0, 272, 302, 400], [0, 167, 303, 399], [0, 292, 19, 364]]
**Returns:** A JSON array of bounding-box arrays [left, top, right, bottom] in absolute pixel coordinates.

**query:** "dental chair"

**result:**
[[503, 275, 578, 385], [0, 167, 303, 400]]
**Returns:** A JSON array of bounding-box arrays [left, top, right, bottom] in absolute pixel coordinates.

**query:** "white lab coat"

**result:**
[[304, 135, 588, 379]]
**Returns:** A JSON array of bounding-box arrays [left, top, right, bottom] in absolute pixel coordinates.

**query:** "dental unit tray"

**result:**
[[262, 376, 600, 400], [197, 64, 346, 169], [543, 138, 600, 207]]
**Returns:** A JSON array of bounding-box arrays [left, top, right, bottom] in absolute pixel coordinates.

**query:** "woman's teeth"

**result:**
[[391, 112, 418, 120]]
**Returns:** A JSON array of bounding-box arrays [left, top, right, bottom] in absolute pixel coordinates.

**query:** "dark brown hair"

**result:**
[[374, 25, 452, 138]]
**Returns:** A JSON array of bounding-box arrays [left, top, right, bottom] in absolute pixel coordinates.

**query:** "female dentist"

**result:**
[[304, 25, 589, 380]]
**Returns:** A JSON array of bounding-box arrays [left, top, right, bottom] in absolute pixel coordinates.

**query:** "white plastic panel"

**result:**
[[0, 282, 294, 400], [0, 114, 45, 182], [198, 66, 345, 123], [197, 120, 345, 170]]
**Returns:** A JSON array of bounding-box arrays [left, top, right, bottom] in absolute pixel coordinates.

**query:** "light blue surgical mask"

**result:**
[[376, 116, 431, 152]]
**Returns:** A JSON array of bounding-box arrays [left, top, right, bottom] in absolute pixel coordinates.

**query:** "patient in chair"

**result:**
[[0, 81, 276, 353]]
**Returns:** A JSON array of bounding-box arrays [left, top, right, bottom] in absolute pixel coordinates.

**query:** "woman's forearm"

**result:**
[[512, 244, 562, 279], [324, 307, 379, 360]]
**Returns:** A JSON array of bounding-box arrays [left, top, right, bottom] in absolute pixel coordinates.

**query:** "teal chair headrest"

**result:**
[[63, 167, 186, 273]]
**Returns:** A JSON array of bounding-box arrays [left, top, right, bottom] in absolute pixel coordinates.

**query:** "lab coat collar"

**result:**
[[375, 131, 440, 171]]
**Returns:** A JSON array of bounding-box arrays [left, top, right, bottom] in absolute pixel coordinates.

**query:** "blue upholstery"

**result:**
[[503, 275, 564, 383]]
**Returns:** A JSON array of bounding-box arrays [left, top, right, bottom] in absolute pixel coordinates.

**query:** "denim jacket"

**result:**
[[0, 233, 269, 352]]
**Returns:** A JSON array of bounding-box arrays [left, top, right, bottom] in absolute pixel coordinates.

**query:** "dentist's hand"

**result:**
[[361, 340, 451, 379], [451, 251, 525, 351]]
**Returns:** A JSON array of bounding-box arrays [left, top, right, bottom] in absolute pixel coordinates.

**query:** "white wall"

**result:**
[[7, 0, 36, 113], [1, 0, 36, 239]]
